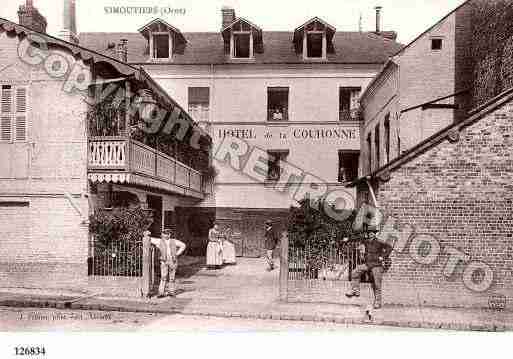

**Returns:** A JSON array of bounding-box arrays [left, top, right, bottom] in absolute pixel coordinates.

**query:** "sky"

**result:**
[[1, 0, 467, 44]]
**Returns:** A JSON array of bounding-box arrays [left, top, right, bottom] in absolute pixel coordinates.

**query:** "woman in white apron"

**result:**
[[206, 222, 223, 269], [222, 226, 237, 265]]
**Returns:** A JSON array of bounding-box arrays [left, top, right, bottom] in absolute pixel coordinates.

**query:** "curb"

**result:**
[[0, 298, 510, 332]]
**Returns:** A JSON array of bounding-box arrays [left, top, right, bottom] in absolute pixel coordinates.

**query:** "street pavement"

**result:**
[[0, 258, 511, 331], [0, 307, 418, 331]]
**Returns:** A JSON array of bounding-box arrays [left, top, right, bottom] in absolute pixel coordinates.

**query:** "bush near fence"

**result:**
[[88, 206, 153, 277], [287, 199, 372, 282]]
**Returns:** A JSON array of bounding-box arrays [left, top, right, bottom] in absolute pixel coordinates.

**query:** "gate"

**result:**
[[287, 239, 367, 281], [280, 232, 373, 302]]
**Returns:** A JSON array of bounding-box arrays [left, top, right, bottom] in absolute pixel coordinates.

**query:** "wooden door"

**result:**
[[242, 216, 264, 258]]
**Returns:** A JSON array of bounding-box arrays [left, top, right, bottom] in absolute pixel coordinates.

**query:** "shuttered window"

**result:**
[[0, 85, 28, 142], [1, 85, 12, 113], [0, 117, 10, 141]]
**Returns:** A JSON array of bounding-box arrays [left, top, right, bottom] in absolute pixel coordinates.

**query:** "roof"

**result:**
[[79, 30, 403, 65], [0, 17, 210, 141], [350, 87, 513, 187], [391, 0, 470, 58], [360, 1, 470, 104]]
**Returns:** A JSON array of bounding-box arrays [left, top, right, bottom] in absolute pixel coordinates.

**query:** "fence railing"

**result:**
[[280, 232, 366, 301], [87, 238, 143, 277]]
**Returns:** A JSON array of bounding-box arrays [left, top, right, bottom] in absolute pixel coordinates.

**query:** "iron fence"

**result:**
[[87, 237, 143, 277], [288, 240, 368, 282]]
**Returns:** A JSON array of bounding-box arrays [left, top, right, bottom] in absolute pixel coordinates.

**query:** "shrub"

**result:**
[[287, 198, 357, 271], [88, 207, 153, 276]]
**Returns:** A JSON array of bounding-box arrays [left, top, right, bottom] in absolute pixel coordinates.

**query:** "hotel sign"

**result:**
[[214, 124, 359, 144]]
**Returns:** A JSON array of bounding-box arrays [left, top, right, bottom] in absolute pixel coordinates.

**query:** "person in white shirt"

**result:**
[[147, 229, 186, 298]]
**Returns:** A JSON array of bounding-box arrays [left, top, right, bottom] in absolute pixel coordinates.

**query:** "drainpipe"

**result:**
[[365, 177, 379, 208]]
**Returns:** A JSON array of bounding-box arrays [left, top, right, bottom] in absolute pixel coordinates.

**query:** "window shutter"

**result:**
[[0, 117, 11, 141], [16, 88, 27, 113], [15, 116, 27, 141], [15, 87, 27, 141], [1, 85, 12, 113]]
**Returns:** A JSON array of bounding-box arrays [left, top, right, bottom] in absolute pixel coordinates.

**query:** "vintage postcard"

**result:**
[[0, 0, 511, 356]]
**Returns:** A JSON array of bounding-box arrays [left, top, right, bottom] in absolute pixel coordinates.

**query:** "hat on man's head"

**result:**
[[265, 220, 273, 225]]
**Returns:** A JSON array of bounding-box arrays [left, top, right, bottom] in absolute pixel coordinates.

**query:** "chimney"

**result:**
[[221, 6, 236, 29], [117, 39, 128, 62], [18, 0, 47, 33], [375, 6, 382, 34], [59, 0, 78, 44]]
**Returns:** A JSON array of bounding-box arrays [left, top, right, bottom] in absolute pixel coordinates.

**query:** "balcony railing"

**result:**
[[88, 137, 204, 197], [339, 108, 360, 121]]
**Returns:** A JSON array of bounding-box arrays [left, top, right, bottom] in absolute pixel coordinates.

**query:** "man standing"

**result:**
[[264, 220, 278, 271], [345, 228, 392, 309], [148, 229, 186, 298]]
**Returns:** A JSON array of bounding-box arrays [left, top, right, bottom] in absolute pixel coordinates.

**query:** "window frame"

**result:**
[[188, 87, 210, 122], [339, 87, 361, 121], [267, 87, 289, 122], [431, 37, 443, 51], [150, 32, 173, 61], [0, 84, 28, 143], [266, 149, 289, 182], [303, 30, 327, 60], [338, 150, 360, 183]]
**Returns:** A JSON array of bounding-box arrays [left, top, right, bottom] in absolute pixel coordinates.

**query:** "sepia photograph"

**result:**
[[0, 0, 511, 356]]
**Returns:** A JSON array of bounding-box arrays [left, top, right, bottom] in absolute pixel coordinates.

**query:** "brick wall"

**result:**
[[373, 97, 513, 309], [0, 196, 89, 290]]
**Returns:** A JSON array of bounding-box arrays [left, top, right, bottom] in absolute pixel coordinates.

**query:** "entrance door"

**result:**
[[147, 195, 163, 237], [242, 215, 264, 258]]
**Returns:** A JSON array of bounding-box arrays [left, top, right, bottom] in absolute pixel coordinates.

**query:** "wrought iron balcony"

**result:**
[[88, 136, 205, 199]]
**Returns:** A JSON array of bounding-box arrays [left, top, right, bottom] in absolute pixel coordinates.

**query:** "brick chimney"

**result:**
[[59, 0, 78, 44], [221, 6, 236, 29], [375, 6, 382, 34], [18, 0, 47, 33], [117, 39, 128, 62]]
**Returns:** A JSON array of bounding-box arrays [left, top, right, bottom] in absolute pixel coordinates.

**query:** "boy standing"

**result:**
[[149, 229, 186, 298]]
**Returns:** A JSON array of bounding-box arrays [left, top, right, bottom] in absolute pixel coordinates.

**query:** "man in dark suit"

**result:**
[[264, 220, 278, 271], [345, 227, 392, 309]]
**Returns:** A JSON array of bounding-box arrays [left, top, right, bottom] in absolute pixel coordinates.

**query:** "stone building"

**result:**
[[79, 7, 402, 257]]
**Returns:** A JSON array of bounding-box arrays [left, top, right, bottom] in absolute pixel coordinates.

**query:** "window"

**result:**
[[384, 114, 390, 163], [366, 133, 372, 173], [267, 87, 289, 121], [339, 87, 361, 121], [228, 20, 255, 59], [375, 126, 380, 169], [307, 33, 323, 58], [1, 85, 27, 142], [266, 150, 289, 181], [164, 210, 176, 236], [234, 33, 251, 58], [431, 38, 443, 51], [188, 87, 210, 121], [152, 33, 170, 59], [338, 151, 359, 183]]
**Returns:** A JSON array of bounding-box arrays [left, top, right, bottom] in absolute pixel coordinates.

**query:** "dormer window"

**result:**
[[293, 17, 336, 61], [307, 32, 323, 58], [233, 32, 251, 58], [138, 18, 187, 62], [221, 18, 263, 60], [152, 33, 171, 59]]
